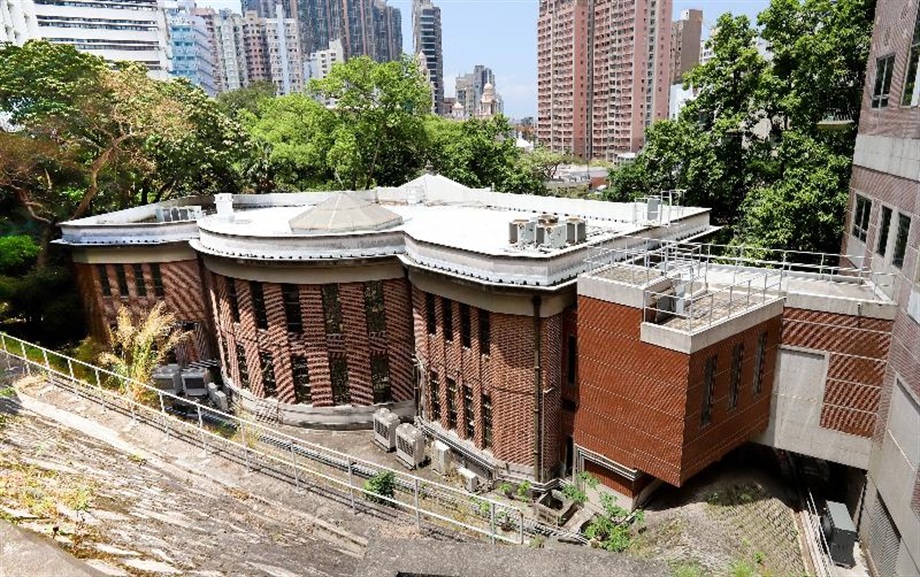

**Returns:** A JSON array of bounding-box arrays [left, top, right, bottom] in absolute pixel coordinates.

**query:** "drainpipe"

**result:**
[[532, 294, 543, 483]]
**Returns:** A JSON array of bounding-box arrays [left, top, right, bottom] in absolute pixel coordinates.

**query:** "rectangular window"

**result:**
[[321, 284, 343, 335], [463, 384, 475, 439], [330, 355, 350, 405], [871, 54, 895, 108], [878, 206, 893, 256], [460, 303, 471, 348], [429, 371, 441, 420], [235, 344, 250, 390], [566, 335, 577, 385], [98, 265, 111, 297], [227, 278, 240, 323], [700, 355, 716, 427], [754, 331, 767, 395], [115, 264, 129, 297], [892, 214, 911, 269], [903, 8, 920, 106], [479, 310, 490, 355], [852, 195, 871, 242], [132, 264, 147, 297], [729, 343, 743, 410], [292, 354, 311, 404], [251, 281, 268, 330], [482, 394, 492, 448], [425, 293, 436, 335], [447, 377, 457, 430], [442, 298, 453, 341], [281, 284, 302, 333], [259, 352, 276, 398], [363, 281, 387, 334], [151, 263, 164, 297], [371, 353, 392, 404]]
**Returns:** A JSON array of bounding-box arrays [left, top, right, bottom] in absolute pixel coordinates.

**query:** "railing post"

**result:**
[[414, 478, 421, 530], [197, 403, 206, 450], [42, 349, 49, 371], [158, 392, 169, 437], [348, 462, 356, 513], [20, 342, 30, 376], [240, 424, 250, 471], [0, 334, 10, 370], [728, 286, 734, 318], [490, 502, 496, 545], [519, 510, 525, 545], [67, 358, 75, 381], [290, 442, 299, 488]]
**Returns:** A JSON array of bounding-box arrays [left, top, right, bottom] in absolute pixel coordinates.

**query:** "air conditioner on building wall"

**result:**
[[431, 440, 451, 475], [373, 407, 400, 452], [395, 423, 426, 469], [458, 466, 480, 493]]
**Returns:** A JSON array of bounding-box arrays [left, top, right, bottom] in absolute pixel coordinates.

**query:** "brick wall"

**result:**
[[782, 307, 893, 438], [212, 271, 414, 407]]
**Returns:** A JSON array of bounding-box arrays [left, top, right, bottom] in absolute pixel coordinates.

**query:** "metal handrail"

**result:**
[[0, 331, 585, 546], [804, 489, 838, 577]]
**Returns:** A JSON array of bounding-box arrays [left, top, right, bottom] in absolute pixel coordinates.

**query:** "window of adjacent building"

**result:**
[[459, 304, 472, 348], [425, 293, 437, 335], [479, 309, 490, 355], [700, 355, 716, 427], [133, 264, 146, 297], [259, 352, 276, 398], [892, 213, 912, 269], [753, 332, 767, 395], [429, 371, 441, 420], [442, 298, 453, 341], [150, 264, 164, 297], [729, 343, 743, 410], [363, 281, 386, 335], [482, 393, 493, 448], [321, 284, 343, 335], [878, 206, 893, 257], [282, 284, 302, 333], [250, 281, 268, 330], [871, 54, 895, 108], [447, 377, 458, 430], [371, 353, 392, 404], [330, 355, 350, 405], [292, 354, 311, 404], [463, 384, 475, 439], [235, 344, 249, 390], [227, 278, 240, 323], [903, 7, 920, 106], [566, 335, 577, 386], [115, 264, 129, 297], [98, 264, 111, 297], [852, 195, 871, 242]]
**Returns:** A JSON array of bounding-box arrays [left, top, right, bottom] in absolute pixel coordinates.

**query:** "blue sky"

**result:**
[[201, 0, 770, 118]]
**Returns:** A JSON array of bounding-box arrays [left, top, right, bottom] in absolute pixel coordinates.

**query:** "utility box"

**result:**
[[431, 440, 451, 475], [179, 367, 211, 397], [395, 423, 426, 469], [823, 501, 857, 567], [373, 408, 400, 452], [152, 364, 181, 392], [458, 467, 479, 493]]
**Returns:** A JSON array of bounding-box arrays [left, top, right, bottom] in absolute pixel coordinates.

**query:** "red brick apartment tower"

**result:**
[[841, 2, 920, 574]]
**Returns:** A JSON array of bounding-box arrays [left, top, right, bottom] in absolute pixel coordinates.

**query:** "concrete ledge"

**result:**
[[577, 273, 672, 308], [785, 291, 897, 320]]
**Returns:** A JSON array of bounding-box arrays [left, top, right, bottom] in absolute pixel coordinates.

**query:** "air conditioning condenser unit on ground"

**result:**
[[395, 423, 426, 469], [373, 408, 400, 452], [431, 440, 451, 476]]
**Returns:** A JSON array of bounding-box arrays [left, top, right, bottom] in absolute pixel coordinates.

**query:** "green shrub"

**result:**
[[517, 480, 532, 499], [562, 483, 587, 505], [583, 493, 644, 552], [364, 471, 396, 505]]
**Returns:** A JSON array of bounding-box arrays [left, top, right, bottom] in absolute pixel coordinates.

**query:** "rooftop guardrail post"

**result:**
[[490, 501, 496, 545], [290, 442, 299, 488], [67, 358, 74, 381], [0, 334, 10, 370], [158, 391, 169, 437], [519, 510, 525, 545], [197, 403, 206, 450], [20, 342, 30, 376], [414, 478, 421, 530], [348, 461, 356, 513]]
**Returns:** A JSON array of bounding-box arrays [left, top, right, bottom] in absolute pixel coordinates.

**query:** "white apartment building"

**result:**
[[263, 3, 302, 94], [214, 8, 248, 91], [307, 37, 343, 81], [0, 0, 170, 78]]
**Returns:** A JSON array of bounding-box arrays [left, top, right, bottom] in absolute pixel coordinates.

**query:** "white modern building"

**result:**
[[264, 3, 302, 95], [0, 0, 170, 78], [166, 0, 217, 95], [307, 38, 343, 81], [214, 8, 248, 91]]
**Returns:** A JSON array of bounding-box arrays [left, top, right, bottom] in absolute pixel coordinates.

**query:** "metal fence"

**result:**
[[0, 331, 587, 546], [803, 489, 838, 577]]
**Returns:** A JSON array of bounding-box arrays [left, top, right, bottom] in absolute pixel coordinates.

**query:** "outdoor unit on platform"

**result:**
[[179, 367, 211, 397], [373, 407, 400, 452], [431, 440, 451, 475], [152, 364, 181, 392], [395, 423, 426, 469], [458, 466, 479, 493]]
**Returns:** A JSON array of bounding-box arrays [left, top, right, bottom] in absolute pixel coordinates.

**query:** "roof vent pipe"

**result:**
[[215, 193, 234, 222]]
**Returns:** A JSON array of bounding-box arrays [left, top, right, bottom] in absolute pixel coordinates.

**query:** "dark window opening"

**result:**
[[133, 264, 146, 297], [447, 377, 457, 430], [463, 384, 474, 439], [259, 352, 276, 398], [227, 278, 240, 323], [729, 343, 743, 410], [98, 265, 111, 297], [442, 298, 453, 341], [852, 195, 871, 242], [321, 284, 344, 335], [459, 304, 471, 348], [151, 263, 164, 297], [892, 213, 911, 269], [479, 310, 490, 355], [871, 54, 894, 108], [363, 281, 387, 334], [903, 11, 920, 106], [562, 398, 577, 412], [700, 355, 716, 427], [282, 284, 302, 333], [754, 332, 767, 395], [482, 394, 492, 448], [115, 264, 129, 297], [330, 356, 350, 405], [371, 353, 392, 404], [235, 344, 250, 390], [878, 206, 892, 256], [292, 355, 311, 404], [425, 293, 436, 335], [251, 281, 268, 330], [429, 371, 441, 421], [566, 335, 577, 385]]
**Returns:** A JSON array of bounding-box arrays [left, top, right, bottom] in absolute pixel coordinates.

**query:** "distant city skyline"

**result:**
[[199, 0, 771, 118]]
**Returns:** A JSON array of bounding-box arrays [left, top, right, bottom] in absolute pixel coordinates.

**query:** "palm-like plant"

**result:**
[[98, 303, 188, 401]]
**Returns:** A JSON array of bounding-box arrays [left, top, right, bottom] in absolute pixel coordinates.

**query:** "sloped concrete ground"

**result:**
[[1, 520, 106, 577]]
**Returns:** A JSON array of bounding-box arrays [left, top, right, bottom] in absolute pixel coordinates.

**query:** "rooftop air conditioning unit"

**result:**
[[538, 223, 568, 250], [646, 197, 660, 223], [458, 466, 480, 493], [373, 408, 400, 452], [207, 382, 229, 412], [431, 440, 451, 475], [179, 367, 211, 397], [155, 205, 203, 223], [395, 423, 426, 469], [822, 501, 857, 567], [509, 218, 536, 246], [152, 364, 181, 392], [566, 218, 587, 244]]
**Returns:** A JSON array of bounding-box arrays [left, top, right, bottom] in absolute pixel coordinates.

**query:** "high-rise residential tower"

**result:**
[[0, 0, 170, 78], [213, 9, 249, 91], [537, 0, 673, 160], [166, 1, 217, 96], [670, 8, 702, 85], [265, 3, 304, 94], [455, 65, 496, 119], [413, 0, 443, 114]]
